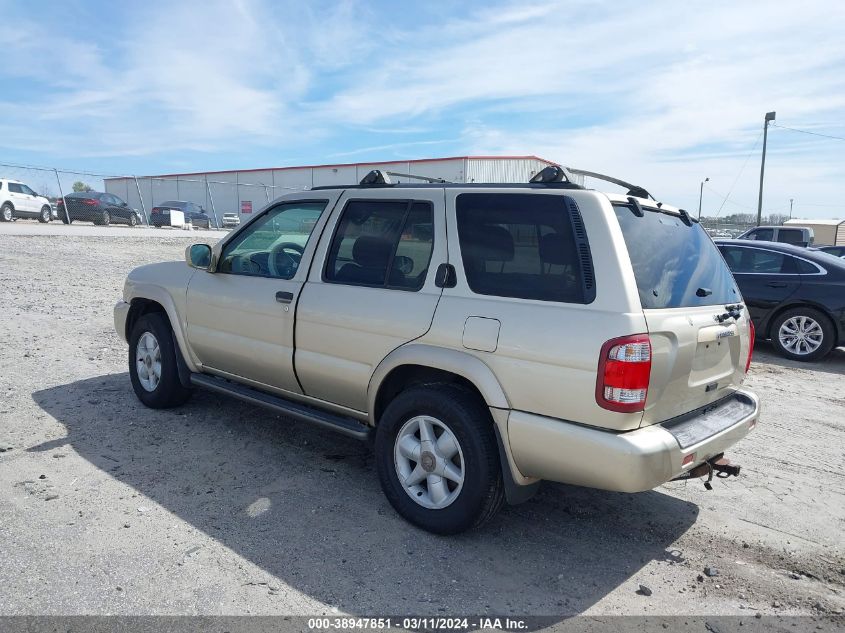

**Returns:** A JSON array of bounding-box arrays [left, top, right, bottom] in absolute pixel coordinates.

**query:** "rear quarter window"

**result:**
[[456, 193, 594, 303], [614, 205, 740, 308]]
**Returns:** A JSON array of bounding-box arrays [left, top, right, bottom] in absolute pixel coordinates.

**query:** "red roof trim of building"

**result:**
[[104, 155, 557, 180]]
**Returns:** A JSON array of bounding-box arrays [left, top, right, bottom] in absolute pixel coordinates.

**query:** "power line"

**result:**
[[770, 123, 845, 142], [714, 130, 764, 218]]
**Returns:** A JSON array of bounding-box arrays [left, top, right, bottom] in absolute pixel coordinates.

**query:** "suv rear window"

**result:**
[[456, 193, 593, 303], [613, 205, 740, 309]]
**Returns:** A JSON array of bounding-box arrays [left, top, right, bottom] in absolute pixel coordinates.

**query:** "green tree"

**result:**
[[72, 181, 92, 192]]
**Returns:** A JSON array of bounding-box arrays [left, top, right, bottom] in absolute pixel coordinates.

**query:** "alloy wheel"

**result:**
[[394, 415, 465, 510], [135, 331, 162, 392], [778, 316, 823, 356]]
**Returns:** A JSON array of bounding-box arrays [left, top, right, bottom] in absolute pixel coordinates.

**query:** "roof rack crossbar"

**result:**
[[384, 171, 449, 184], [567, 168, 654, 200]]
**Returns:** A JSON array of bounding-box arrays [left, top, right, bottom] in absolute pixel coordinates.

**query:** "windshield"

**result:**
[[613, 205, 740, 309]]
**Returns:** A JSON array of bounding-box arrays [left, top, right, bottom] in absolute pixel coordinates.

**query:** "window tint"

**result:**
[[719, 246, 790, 274], [218, 201, 327, 279], [113, 195, 126, 206], [794, 258, 821, 274], [615, 206, 739, 308], [8, 183, 23, 194], [778, 229, 805, 245], [749, 228, 774, 241], [325, 200, 434, 290], [20, 184, 36, 196], [457, 193, 589, 303]]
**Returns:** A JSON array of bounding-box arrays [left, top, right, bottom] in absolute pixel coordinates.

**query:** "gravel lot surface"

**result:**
[[1, 225, 843, 619]]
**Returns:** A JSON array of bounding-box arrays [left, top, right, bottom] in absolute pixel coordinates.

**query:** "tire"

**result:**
[[375, 384, 504, 535], [101, 211, 111, 226], [38, 206, 51, 223], [770, 306, 835, 362], [128, 313, 192, 408], [0, 203, 13, 222], [129, 214, 138, 227]]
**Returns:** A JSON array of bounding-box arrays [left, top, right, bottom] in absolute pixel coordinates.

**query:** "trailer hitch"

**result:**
[[672, 454, 741, 490]]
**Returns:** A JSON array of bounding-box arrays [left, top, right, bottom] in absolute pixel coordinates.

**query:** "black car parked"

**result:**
[[716, 239, 845, 361], [150, 200, 213, 229], [57, 192, 141, 226]]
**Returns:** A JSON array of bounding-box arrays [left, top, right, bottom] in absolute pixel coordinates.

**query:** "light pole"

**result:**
[[789, 198, 794, 220], [756, 111, 776, 226], [698, 177, 709, 221]]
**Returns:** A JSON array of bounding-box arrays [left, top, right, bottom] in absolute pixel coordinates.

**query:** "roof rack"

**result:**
[[566, 168, 655, 200], [359, 169, 449, 185]]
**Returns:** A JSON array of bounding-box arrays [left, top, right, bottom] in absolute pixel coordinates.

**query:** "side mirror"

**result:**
[[186, 243, 212, 270], [393, 255, 414, 275]]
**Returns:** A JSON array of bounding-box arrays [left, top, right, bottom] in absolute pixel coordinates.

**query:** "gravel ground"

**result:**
[[0, 227, 843, 619]]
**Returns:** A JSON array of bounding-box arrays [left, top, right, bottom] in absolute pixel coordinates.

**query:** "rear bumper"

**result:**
[[114, 300, 130, 343], [507, 390, 759, 493]]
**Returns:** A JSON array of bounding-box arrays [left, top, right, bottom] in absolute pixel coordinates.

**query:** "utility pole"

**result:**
[[789, 198, 794, 220], [697, 177, 709, 221], [756, 111, 776, 226]]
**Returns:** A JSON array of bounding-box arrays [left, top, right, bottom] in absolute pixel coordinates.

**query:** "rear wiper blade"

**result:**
[[715, 304, 745, 323]]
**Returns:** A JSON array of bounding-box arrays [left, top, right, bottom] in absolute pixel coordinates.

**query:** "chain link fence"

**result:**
[[0, 162, 306, 230]]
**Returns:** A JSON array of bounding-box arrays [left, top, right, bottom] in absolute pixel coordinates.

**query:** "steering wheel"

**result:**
[[268, 242, 305, 278]]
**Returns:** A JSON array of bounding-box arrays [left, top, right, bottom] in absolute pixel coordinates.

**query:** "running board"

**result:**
[[189, 374, 373, 441]]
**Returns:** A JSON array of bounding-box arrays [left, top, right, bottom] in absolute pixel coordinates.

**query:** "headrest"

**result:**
[[539, 233, 574, 265], [352, 235, 393, 268], [465, 224, 514, 262]]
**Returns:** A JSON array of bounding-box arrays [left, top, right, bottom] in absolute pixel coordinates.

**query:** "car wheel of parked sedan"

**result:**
[[129, 214, 138, 227], [771, 307, 835, 362], [39, 206, 51, 223], [101, 211, 111, 226], [128, 313, 192, 409], [0, 203, 13, 222], [375, 383, 504, 535]]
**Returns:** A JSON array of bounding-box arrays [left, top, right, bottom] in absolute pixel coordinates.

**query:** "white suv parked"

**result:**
[[0, 179, 53, 223]]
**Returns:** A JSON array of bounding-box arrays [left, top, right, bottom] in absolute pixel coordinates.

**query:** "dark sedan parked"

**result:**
[[57, 192, 141, 226], [150, 201, 213, 229], [816, 245, 845, 258], [716, 239, 845, 361]]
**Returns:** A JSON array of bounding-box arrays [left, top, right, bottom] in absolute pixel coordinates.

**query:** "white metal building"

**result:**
[[104, 155, 563, 226]]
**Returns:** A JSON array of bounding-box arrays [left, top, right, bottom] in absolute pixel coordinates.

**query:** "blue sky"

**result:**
[[1, 0, 844, 217]]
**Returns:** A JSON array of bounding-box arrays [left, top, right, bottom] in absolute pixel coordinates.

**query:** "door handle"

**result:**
[[766, 281, 787, 288], [275, 291, 294, 304]]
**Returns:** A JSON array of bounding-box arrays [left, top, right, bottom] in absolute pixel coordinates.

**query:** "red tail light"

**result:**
[[596, 334, 652, 413], [745, 319, 755, 373], [56, 199, 64, 206], [83, 198, 99, 206]]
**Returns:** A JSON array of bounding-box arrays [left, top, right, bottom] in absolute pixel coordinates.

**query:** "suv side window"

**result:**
[[218, 201, 327, 279], [456, 193, 589, 303], [778, 229, 804, 245], [748, 228, 774, 241], [20, 184, 36, 196], [324, 200, 434, 291], [8, 183, 23, 194]]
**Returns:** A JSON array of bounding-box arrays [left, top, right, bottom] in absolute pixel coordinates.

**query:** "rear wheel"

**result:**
[[0, 203, 12, 222], [128, 313, 192, 408], [101, 211, 111, 226], [39, 206, 51, 223], [771, 307, 834, 362], [375, 384, 504, 534]]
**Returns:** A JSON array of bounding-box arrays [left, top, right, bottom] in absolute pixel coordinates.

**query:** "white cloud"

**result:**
[[0, 0, 843, 216]]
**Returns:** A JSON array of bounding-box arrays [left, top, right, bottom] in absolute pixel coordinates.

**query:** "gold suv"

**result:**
[[114, 167, 759, 534]]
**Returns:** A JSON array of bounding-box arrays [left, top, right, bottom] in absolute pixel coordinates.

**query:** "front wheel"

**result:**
[[771, 307, 835, 362], [375, 384, 504, 534], [128, 313, 192, 408], [101, 211, 111, 226], [129, 214, 138, 227], [39, 206, 51, 223]]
